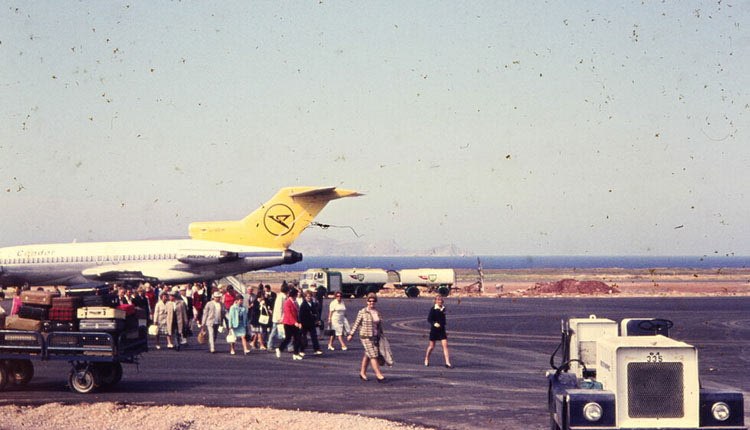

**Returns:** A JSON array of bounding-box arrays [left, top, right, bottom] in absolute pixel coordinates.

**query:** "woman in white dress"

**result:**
[[326, 291, 350, 350]]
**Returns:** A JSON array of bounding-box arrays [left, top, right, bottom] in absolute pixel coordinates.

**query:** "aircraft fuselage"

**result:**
[[0, 239, 302, 287]]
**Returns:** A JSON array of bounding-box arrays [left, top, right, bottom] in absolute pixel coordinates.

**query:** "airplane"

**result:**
[[0, 186, 361, 287]]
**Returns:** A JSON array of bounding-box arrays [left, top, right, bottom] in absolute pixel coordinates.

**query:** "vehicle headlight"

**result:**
[[711, 402, 730, 422], [583, 402, 603, 422]]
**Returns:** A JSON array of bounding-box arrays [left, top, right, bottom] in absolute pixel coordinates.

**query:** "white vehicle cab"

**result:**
[[547, 315, 745, 430]]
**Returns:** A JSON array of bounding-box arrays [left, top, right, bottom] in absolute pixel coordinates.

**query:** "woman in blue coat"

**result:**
[[228, 294, 250, 355]]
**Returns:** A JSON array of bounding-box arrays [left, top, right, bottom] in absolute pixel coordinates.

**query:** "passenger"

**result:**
[[264, 284, 276, 309], [115, 286, 130, 306], [193, 282, 207, 328], [249, 291, 269, 350], [152, 292, 171, 350], [167, 289, 189, 350], [327, 291, 350, 350], [10, 286, 22, 315], [276, 288, 303, 360], [132, 286, 150, 319], [348, 292, 387, 382], [223, 285, 237, 310], [145, 283, 157, 318], [201, 291, 225, 353], [267, 283, 288, 350], [228, 294, 249, 355], [299, 290, 323, 355], [424, 295, 453, 368]]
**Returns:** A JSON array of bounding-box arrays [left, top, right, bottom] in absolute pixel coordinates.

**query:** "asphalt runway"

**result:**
[[2, 296, 749, 429]]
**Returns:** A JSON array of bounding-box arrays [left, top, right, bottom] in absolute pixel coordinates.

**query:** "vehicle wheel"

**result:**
[[437, 286, 450, 297], [68, 364, 101, 394], [8, 359, 33, 386], [0, 362, 8, 392], [96, 362, 123, 387], [405, 286, 420, 298], [355, 286, 368, 298]]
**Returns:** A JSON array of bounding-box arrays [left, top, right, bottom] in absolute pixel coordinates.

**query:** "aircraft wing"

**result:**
[[81, 266, 160, 283]]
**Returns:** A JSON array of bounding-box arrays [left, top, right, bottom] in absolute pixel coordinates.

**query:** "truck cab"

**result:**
[[548, 315, 745, 430]]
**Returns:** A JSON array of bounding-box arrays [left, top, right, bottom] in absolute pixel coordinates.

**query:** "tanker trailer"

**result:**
[[395, 268, 456, 297]]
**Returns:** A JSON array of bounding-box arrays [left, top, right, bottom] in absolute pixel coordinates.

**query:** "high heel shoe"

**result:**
[[445, 364, 454, 369], [424, 359, 429, 367], [328, 345, 335, 351], [376, 376, 386, 383], [359, 374, 369, 381]]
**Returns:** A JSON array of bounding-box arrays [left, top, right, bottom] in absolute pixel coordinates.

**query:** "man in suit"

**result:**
[[201, 292, 226, 353]]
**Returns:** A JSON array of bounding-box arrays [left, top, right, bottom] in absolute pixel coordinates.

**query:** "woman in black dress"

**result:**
[[424, 295, 453, 368]]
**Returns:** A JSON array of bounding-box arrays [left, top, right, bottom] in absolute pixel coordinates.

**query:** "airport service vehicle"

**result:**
[[547, 315, 746, 430], [0, 327, 147, 394], [395, 268, 456, 297], [300, 268, 387, 297]]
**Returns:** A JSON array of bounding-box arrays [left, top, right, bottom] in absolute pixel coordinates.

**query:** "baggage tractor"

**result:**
[[64, 283, 110, 297], [79, 318, 125, 332], [5, 315, 43, 331], [82, 294, 118, 307], [17, 305, 49, 321], [20, 290, 56, 306], [52, 296, 81, 308], [77, 307, 126, 320], [49, 307, 76, 321], [42, 320, 78, 332]]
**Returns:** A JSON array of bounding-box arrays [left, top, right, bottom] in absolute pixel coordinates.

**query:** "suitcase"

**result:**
[[42, 320, 78, 332], [4, 315, 43, 331], [20, 290, 56, 306], [52, 296, 81, 308], [116, 304, 136, 316], [82, 294, 118, 307], [77, 306, 125, 320], [79, 318, 125, 332], [17, 305, 49, 321], [49, 307, 76, 321], [65, 283, 110, 297]]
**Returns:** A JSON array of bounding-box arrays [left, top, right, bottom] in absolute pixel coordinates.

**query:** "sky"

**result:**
[[1, 1, 748, 256]]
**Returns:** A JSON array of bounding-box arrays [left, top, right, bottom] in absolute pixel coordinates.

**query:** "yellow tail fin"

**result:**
[[188, 187, 361, 248]]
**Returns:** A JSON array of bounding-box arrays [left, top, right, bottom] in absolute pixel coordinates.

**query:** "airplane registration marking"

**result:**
[[263, 204, 295, 236]]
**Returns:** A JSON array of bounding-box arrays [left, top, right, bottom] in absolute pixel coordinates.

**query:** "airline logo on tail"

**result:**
[[264, 204, 295, 236]]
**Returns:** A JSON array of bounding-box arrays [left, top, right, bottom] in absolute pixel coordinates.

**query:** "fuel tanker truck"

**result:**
[[300, 268, 388, 297], [394, 268, 456, 297]]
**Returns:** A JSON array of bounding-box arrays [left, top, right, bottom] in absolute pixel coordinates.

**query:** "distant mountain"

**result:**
[[293, 236, 473, 257]]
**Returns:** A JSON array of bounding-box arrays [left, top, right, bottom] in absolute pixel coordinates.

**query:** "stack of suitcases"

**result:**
[[4, 284, 146, 352]]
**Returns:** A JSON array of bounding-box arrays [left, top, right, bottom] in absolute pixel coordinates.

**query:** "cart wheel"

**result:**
[[96, 362, 123, 387], [68, 364, 101, 394], [437, 286, 450, 297], [8, 359, 34, 386], [0, 362, 8, 392]]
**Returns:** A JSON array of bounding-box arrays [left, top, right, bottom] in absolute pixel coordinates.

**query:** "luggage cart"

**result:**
[[0, 327, 147, 394]]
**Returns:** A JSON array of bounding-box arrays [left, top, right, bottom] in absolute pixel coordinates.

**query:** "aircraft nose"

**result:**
[[283, 249, 302, 264]]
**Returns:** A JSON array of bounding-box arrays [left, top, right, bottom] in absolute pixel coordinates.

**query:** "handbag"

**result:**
[[258, 314, 269, 325], [148, 324, 158, 336], [226, 332, 236, 343], [323, 322, 335, 337], [197, 327, 207, 344]]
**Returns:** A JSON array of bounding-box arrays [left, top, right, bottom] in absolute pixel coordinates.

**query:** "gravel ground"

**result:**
[[0, 403, 432, 430]]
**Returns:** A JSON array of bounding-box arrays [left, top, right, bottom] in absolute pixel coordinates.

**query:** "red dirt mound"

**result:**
[[526, 278, 619, 295]]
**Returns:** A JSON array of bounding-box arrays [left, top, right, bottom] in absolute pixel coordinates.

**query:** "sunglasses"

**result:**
[[368, 300, 376, 303]]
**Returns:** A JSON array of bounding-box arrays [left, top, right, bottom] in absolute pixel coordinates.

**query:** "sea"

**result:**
[[277, 255, 750, 272]]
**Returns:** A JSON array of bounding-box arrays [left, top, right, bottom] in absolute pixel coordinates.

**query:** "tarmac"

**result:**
[[1, 296, 749, 429]]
